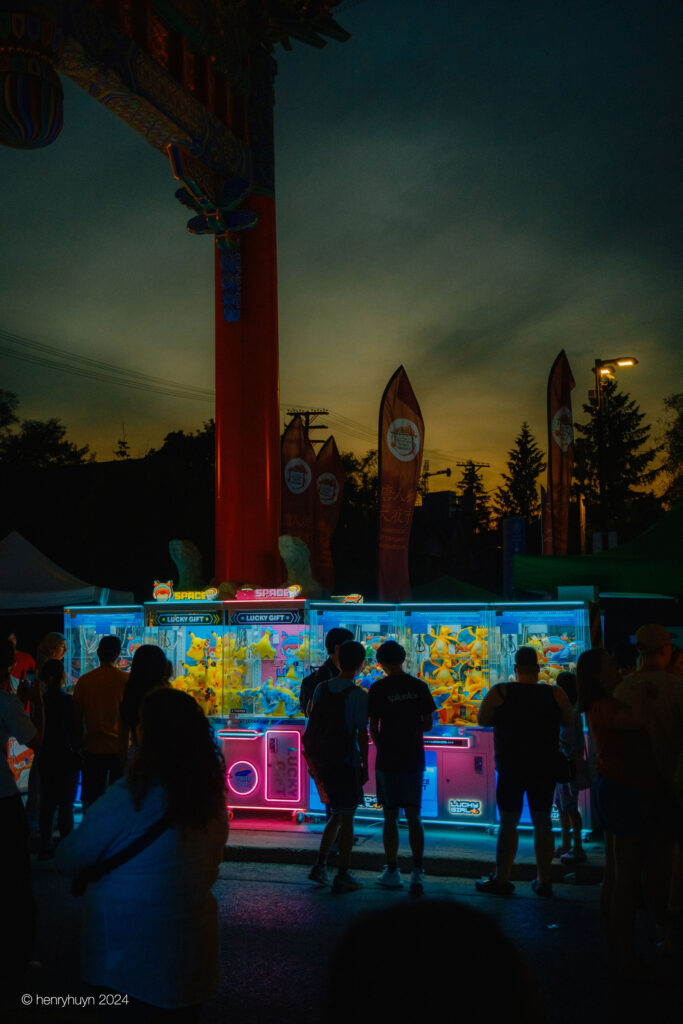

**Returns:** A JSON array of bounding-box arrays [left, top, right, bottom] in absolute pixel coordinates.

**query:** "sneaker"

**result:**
[[475, 874, 515, 896], [531, 879, 553, 898], [560, 849, 587, 865], [332, 872, 363, 894], [308, 863, 331, 886], [377, 865, 403, 889], [409, 868, 425, 894]]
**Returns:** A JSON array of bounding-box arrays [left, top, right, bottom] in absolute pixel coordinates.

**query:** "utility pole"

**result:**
[[455, 460, 490, 472], [284, 408, 329, 449]]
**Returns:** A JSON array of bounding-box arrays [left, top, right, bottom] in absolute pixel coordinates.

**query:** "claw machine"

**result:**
[[401, 604, 497, 826], [144, 596, 226, 716], [306, 601, 404, 822], [64, 605, 146, 690], [488, 601, 591, 827], [218, 589, 311, 821]]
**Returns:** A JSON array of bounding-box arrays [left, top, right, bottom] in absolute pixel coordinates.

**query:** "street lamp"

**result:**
[[590, 355, 639, 550]]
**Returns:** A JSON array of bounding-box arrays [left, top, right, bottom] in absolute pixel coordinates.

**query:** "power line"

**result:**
[[1, 326, 472, 463]]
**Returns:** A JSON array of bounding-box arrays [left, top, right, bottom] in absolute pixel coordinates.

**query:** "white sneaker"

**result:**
[[377, 865, 403, 889], [409, 868, 425, 893]]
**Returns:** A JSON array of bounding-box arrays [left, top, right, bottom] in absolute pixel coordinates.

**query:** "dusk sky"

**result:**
[[1, 0, 681, 487]]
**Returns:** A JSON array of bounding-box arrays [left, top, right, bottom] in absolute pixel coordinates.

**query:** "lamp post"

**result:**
[[591, 356, 638, 550]]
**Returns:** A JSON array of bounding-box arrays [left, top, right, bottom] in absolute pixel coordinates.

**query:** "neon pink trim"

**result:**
[[226, 760, 259, 797], [264, 729, 301, 804]]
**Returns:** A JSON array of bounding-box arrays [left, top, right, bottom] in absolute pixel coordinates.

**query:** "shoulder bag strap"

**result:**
[[73, 812, 171, 893]]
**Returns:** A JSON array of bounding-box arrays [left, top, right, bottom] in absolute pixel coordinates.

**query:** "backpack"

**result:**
[[302, 681, 353, 765]]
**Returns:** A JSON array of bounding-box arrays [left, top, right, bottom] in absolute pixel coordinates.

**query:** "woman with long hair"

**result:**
[[576, 648, 659, 977], [119, 644, 172, 759], [57, 688, 228, 1022]]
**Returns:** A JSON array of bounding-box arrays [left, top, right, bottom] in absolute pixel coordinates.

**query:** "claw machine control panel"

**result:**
[[219, 591, 311, 820]]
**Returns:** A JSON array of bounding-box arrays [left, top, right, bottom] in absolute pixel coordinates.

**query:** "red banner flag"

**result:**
[[314, 436, 346, 592], [281, 416, 316, 556], [546, 350, 575, 556], [378, 366, 424, 600]]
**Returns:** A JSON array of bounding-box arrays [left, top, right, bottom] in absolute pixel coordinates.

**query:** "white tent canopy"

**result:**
[[0, 531, 134, 610]]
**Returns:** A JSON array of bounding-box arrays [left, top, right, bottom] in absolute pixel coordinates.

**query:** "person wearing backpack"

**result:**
[[298, 627, 354, 715], [305, 640, 369, 893]]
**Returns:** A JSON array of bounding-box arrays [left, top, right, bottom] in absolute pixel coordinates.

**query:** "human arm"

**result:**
[[553, 686, 574, 729], [477, 685, 503, 727], [420, 681, 437, 733], [369, 715, 380, 747], [2, 689, 42, 750], [357, 726, 369, 786]]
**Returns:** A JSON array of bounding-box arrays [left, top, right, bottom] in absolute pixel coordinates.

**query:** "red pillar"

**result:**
[[214, 193, 281, 584]]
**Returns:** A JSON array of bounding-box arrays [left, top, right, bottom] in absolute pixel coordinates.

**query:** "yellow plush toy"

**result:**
[[295, 636, 310, 662], [186, 632, 207, 663], [250, 630, 277, 660]]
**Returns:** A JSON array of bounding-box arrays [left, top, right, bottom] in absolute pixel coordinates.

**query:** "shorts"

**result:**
[[592, 775, 654, 837], [496, 770, 555, 817], [375, 769, 424, 811], [319, 763, 363, 815], [554, 781, 580, 813]]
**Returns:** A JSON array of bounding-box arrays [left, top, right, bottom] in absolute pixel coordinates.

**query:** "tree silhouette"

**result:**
[[573, 379, 661, 538], [660, 393, 683, 507], [492, 422, 546, 525]]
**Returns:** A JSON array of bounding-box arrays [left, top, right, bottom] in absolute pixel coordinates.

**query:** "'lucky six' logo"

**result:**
[[387, 418, 420, 462], [284, 458, 312, 494]]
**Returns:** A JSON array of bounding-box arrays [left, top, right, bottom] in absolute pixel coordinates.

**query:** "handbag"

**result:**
[[71, 812, 170, 896]]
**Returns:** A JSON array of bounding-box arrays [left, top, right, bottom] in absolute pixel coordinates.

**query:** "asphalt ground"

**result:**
[[2, 819, 680, 1024]]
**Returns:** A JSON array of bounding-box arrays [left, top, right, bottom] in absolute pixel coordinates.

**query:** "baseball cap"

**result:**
[[635, 624, 673, 654]]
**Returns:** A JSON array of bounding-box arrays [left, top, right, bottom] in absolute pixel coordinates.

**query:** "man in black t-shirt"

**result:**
[[368, 640, 436, 894], [299, 628, 354, 715]]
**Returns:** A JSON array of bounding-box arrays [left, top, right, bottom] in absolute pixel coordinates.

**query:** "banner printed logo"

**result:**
[[387, 418, 421, 462], [316, 472, 340, 506], [551, 407, 574, 453], [284, 458, 312, 494]]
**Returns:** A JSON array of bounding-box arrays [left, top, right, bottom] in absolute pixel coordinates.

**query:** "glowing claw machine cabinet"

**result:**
[[218, 589, 311, 822], [488, 601, 591, 828], [401, 604, 497, 826], [64, 605, 146, 690], [306, 601, 404, 822]]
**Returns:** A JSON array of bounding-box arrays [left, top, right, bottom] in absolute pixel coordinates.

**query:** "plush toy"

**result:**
[[250, 630, 277, 660], [261, 678, 299, 717], [186, 632, 207, 663], [183, 662, 207, 686], [294, 635, 310, 663], [211, 631, 223, 660]]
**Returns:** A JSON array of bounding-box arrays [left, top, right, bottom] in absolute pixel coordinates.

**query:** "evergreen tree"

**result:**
[[573, 379, 661, 537], [492, 422, 546, 525], [660, 393, 683, 507], [0, 392, 93, 468], [456, 460, 491, 535]]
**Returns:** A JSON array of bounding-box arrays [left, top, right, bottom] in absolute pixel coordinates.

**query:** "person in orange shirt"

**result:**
[[72, 635, 128, 807]]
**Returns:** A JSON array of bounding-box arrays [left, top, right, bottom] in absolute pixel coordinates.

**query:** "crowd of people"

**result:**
[[1, 619, 682, 1016]]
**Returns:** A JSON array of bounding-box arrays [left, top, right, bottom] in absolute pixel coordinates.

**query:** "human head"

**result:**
[[326, 901, 543, 1023], [325, 627, 354, 662], [555, 671, 577, 706], [128, 644, 172, 688], [612, 642, 638, 678], [37, 632, 66, 667], [514, 646, 539, 679], [338, 640, 367, 675], [376, 640, 406, 669], [128, 687, 226, 832], [97, 635, 121, 665], [576, 647, 619, 712], [39, 658, 66, 690], [635, 624, 673, 670], [669, 645, 683, 678]]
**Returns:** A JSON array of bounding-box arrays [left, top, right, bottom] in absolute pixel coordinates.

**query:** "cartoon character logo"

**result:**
[[387, 418, 420, 462], [153, 580, 174, 601], [317, 472, 340, 505], [551, 407, 574, 453], [284, 458, 312, 494]]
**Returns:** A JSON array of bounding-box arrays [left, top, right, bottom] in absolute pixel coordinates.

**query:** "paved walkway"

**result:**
[[225, 813, 605, 883]]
